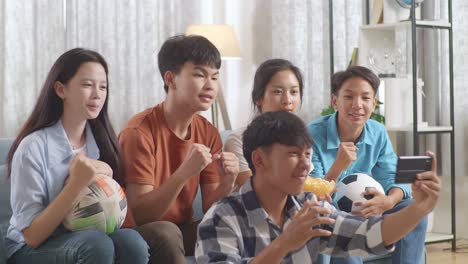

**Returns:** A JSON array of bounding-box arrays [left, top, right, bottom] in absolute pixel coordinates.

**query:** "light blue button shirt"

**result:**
[[306, 113, 410, 200], [5, 120, 99, 257]]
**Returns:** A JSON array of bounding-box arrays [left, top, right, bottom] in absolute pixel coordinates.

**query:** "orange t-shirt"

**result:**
[[119, 103, 223, 224]]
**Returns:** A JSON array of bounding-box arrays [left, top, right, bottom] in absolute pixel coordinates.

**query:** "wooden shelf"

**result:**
[[360, 0, 457, 252], [361, 20, 451, 30], [386, 125, 453, 133], [425, 232, 454, 244], [416, 20, 451, 29]]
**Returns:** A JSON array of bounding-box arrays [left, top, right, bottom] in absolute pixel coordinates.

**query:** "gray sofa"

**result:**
[[0, 138, 13, 264], [1, 136, 421, 263], [0, 138, 198, 264]]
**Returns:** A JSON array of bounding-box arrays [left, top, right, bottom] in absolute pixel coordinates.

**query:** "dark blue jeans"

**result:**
[[8, 229, 149, 264], [319, 199, 428, 264]]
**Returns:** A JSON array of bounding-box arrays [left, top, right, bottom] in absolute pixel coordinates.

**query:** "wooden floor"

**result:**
[[426, 176, 468, 263], [426, 242, 468, 263]]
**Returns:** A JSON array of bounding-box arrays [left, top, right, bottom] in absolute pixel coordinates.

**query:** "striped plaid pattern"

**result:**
[[195, 179, 394, 263]]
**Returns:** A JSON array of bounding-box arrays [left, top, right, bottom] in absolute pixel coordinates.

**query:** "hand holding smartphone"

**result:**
[[395, 156, 433, 184]]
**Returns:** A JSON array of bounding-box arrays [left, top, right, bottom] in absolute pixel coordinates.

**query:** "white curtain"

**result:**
[[1, 0, 466, 179], [450, 0, 468, 178], [221, 0, 363, 127], [0, 0, 66, 136], [0, 0, 204, 135], [268, 0, 364, 123], [0, 0, 361, 133], [65, 0, 208, 130]]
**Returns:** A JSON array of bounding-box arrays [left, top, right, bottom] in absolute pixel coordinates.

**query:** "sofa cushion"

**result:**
[[0, 165, 11, 225], [0, 139, 13, 166], [0, 164, 10, 264]]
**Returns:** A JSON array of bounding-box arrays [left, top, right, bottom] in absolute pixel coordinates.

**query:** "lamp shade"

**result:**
[[186, 24, 240, 59]]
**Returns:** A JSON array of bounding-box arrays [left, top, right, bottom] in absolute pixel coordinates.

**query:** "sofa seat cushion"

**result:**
[[0, 164, 11, 264], [0, 165, 12, 224]]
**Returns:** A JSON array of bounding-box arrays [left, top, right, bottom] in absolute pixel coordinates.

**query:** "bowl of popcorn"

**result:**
[[303, 177, 335, 197]]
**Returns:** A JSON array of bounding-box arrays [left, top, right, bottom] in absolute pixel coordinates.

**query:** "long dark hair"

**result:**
[[251, 59, 304, 114], [7, 48, 124, 185]]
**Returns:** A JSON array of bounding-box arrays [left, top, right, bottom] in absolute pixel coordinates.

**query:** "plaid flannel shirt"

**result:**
[[195, 178, 394, 264]]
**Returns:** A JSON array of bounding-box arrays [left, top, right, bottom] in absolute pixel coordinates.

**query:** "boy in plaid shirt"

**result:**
[[195, 111, 440, 263]]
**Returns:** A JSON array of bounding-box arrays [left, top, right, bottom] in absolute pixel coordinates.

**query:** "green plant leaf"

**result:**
[[320, 105, 336, 116], [370, 113, 385, 124]]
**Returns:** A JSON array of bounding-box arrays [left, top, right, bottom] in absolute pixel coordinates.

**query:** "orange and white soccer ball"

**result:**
[[63, 174, 127, 234]]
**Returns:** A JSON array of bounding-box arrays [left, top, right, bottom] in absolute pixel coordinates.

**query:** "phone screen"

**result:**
[[395, 156, 432, 184]]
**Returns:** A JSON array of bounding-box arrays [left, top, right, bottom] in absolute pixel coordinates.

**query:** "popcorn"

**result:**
[[303, 177, 335, 197]]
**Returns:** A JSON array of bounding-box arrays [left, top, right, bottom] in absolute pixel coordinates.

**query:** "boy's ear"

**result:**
[[331, 94, 338, 110], [252, 149, 267, 172], [371, 97, 377, 111], [164, 71, 176, 91], [54, 81, 65, 99]]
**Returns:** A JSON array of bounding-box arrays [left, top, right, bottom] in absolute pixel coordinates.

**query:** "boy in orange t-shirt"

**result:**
[[117, 35, 239, 264]]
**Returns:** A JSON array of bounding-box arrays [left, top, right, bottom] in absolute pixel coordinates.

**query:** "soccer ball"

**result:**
[[63, 174, 127, 234], [334, 173, 385, 213]]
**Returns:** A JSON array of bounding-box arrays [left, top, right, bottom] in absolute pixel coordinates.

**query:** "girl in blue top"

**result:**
[[5, 48, 149, 264]]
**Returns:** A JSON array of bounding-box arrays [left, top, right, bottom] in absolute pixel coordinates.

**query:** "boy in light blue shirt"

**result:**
[[307, 66, 427, 264], [308, 113, 410, 200]]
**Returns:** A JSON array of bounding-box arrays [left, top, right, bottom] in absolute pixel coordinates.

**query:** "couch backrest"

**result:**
[[0, 132, 240, 223], [0, 139, 14, 166], [0, 139, 14, 263], [0, 138, 14, 221]]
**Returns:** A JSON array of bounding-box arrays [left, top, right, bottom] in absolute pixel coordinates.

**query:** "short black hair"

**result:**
[[158, 35, 222, 93], [331, 66, 380, 96], [242, 111, 312, 174], [252, 59, 304, 113]]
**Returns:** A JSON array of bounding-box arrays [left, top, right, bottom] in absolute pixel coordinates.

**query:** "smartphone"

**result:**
[[395, 156, 433, 184]]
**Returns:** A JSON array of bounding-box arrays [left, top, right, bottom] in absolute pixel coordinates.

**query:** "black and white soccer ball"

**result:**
[[334, 173, 385, 213]]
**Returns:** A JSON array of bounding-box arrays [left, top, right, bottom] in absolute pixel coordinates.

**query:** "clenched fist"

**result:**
[[214, 152, 239, 189], [335, 142, 358, 171], [179, 143, 213, 179], [68, 152, 96, 190]]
